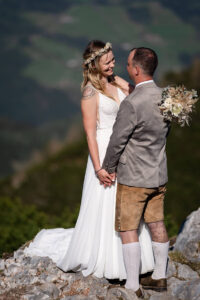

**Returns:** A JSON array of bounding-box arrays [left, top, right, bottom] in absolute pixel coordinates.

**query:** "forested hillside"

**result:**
[[0, 0, 199, 176], [0, 137, 87, 255]]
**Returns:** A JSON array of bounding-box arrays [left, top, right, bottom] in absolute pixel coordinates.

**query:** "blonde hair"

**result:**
[[81, 40, 117, 96]]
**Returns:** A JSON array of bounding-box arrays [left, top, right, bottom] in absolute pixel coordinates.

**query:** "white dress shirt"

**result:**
[[135, 80, 154, 88]]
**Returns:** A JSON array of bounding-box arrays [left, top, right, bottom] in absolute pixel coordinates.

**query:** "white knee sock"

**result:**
[[122, 242, 141, 291], [152, 241, 169, 280]]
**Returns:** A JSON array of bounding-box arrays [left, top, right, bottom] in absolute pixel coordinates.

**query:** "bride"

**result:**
[[24, 40, 154, 280]]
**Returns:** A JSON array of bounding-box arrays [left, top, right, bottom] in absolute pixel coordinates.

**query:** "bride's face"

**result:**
[[98, 50, 115, 77]]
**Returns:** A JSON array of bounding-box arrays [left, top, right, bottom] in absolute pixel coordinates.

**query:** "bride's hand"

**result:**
[[114, 75, 134, 95], [97, 169, 112, 187]]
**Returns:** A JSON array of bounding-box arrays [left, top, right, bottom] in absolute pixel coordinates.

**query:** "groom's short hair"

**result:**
[[131, 47, 158, 76]]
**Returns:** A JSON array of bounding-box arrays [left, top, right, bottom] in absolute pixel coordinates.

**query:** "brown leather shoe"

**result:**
[[140, 276, 167, 292]]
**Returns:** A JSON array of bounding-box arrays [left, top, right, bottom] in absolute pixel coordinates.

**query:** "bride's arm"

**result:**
[[81, 86, 101, 172], [114, 75, 134, 95], [81, 86, 113, 186], [81, 86, 112, 185]]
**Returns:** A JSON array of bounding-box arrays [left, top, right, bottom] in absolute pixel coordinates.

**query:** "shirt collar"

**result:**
[[135, 80, 154, 88]]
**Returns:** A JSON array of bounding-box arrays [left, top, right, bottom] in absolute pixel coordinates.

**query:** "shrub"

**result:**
[[0, 196, 48, 256]]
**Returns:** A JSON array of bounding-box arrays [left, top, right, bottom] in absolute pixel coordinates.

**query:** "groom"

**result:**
[[101, 47, 170, 297]]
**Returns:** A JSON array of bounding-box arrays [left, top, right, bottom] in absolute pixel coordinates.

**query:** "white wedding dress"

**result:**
[[24, 87, 154, 280]]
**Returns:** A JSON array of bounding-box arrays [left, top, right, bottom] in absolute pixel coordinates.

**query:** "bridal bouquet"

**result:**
[[159, 85, 198, 127]]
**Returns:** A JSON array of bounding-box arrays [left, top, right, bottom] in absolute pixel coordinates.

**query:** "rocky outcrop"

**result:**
[[174, 207, 200, 263], [0, 208, 200, 300]]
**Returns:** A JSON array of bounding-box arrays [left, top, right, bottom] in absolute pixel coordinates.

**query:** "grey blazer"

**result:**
[[102, 81, 170, 188]]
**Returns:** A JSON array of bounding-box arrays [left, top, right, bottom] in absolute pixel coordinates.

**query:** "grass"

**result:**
[[23, 35, 82, 86], [30, 36, 79, 60], [23, 56, 80, 86]]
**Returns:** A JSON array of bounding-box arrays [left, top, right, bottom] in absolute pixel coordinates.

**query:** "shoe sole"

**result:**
[[142, 286, 167, 292]]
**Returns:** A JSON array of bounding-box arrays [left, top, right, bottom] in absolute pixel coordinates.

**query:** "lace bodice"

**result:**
[[82, 84, 126, 130], [97, 88, 126, 130]]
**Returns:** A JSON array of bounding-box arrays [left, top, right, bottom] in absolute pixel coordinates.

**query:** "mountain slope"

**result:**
[[0, 0, 199, 176], [1, 0, 199, 124]]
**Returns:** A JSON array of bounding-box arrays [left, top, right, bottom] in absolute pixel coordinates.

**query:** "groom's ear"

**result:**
[[134, 65, 140, 76]]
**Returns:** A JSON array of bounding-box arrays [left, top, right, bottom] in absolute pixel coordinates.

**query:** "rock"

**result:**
[[0, 281, 7, 289], [39, 256, 54, 267], [0, 259, 5, 270], [30, 256, 42, 268], [46, 274, 60, 282], [175, 278, 200, 300], [14, 249, 24, 259], [22, 294, 50, 300], [4, 258, 15, 268], [1, 208, 200, 300], [107, 287, 138, 300], [168, 277, 183, 296], [29, 268, 38, 276], [143, 289, 171, 300], [37, 282, 60, 298], [24, 256, 32, 263], [21, 294, 36, 300], [60, 272, 73, 281], [149, 294, 177, 300], [167, 259, 177, 278], [177, 263, 199, 280], [61, 297, 97, 300], [175, 207, 200, 263], [4, 263, 20, 276], [189, 279, 200, 300], [21, 275, 38, 285], [168, 277, 200, 300]]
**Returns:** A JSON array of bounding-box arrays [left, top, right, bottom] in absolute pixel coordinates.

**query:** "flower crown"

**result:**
[[84, 42, 112, 65]]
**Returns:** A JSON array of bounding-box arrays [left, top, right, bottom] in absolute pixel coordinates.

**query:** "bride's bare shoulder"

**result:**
[[114, 75, 134, 95], [81, 83, 98, 118], [82, 83, 97, 99]]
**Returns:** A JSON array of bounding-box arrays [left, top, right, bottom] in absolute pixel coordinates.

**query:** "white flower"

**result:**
[[164, 97, 172, 109], [192, 89, 198, 98], [172, 103, 183, 117]]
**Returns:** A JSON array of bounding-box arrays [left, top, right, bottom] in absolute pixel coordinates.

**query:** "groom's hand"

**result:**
[[110, 172, 116, 182], [97, 169, 113, 187]]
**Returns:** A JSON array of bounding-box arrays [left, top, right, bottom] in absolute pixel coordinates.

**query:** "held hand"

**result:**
[[97, 169, 112, 187], [101, 172, 116, 188], [110, 172, 116, 182], [99, 180, 110, 188]]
